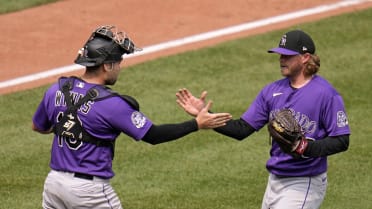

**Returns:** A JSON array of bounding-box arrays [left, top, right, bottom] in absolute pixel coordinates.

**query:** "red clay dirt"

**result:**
[[1, 0, 371, 94]]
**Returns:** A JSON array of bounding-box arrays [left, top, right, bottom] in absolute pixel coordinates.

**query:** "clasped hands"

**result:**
[[176, 88, 231, 129]]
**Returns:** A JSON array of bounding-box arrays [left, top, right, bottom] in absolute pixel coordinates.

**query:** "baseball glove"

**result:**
[[268, 109, 308, 158]]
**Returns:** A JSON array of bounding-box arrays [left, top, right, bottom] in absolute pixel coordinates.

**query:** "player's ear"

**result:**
[[103, 63, 113, 71], [301, 53, 311, 63]]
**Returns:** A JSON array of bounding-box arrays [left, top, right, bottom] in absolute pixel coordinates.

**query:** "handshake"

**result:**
[[176, 88, 231, 129]]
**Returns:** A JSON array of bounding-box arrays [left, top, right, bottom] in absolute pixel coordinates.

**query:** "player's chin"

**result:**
[[105, 79, 117, 85]]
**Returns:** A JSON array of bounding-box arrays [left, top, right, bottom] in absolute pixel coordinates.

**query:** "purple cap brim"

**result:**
[[268, 47, 299, 55]]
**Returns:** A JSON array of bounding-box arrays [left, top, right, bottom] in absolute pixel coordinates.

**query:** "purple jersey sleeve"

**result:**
[[33, 97, 52, 131], [240, 88, 270, 130], [32, 84, 59, 131], [322, 94, 350, 137], [86, 96, 153, 140]]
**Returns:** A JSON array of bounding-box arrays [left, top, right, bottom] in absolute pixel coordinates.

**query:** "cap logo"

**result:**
[[302, 46, 308, 52], [279, 35, 287, 46]]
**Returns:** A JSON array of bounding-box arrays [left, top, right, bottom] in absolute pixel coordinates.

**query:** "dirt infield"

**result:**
[[1, 0, 371, 94]]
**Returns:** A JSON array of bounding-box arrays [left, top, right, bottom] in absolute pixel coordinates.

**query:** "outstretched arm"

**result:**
[[142, 100, 232, 145], [176, 88, 256, 141], [214, 118, 256, 140]]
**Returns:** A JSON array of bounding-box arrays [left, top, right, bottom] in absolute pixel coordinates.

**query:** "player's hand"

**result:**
[[195, 100, 232, 129], [176, 88, 207, 117]]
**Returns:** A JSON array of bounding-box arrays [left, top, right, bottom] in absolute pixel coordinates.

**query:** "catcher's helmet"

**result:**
[[75, 25, 141, 67]]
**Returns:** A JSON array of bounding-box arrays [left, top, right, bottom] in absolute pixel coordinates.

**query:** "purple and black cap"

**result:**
[[268, 30, 315, 55]]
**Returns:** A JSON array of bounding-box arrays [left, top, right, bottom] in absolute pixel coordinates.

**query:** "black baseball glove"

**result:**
[[268, 109, 309, 158]]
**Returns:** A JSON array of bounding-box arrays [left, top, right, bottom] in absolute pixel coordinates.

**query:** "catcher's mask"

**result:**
[[74, 25, 142, 67]]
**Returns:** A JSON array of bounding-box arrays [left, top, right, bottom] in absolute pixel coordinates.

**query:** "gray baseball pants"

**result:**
[[261, 172, 327, 209], [42, 170, 123, 209]]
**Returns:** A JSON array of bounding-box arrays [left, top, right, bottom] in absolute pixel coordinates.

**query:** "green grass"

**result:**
[[0, 0, 58, 14], [1, 7, 372, 209]]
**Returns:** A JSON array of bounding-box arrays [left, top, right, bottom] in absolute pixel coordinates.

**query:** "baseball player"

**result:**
[[32, 25, 232, 209], [176, 30, 350, 209]]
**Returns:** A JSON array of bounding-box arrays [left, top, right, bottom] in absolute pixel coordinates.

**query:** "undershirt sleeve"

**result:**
[[304, 134, 349, 157], [213, 118, 256, 141], [141, 119, 198, 144]]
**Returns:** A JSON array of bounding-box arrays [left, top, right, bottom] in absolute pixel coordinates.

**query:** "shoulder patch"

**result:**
[[337, 111, 348, 127], [131, 111, 147, 128]]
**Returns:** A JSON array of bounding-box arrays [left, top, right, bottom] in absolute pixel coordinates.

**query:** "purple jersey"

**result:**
[[33, 78, 153, 179], [241, 75, 350, 177]]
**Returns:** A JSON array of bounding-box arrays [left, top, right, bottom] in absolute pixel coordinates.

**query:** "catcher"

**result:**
[[32, 25, 231, 209], [176, 30, 350, 209]]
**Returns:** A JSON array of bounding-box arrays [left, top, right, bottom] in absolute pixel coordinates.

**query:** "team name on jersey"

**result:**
[[54, 90, 93, 114], [293, 111, 317, 134]]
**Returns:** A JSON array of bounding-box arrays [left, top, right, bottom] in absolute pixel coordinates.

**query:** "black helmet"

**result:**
[[74, 25, 141, 67]]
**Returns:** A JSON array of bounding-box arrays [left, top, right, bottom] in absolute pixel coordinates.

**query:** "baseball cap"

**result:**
[[268, 30, 315, 55]]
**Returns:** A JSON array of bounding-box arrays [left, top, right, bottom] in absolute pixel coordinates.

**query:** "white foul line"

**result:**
[[0, 0, 367, 89]]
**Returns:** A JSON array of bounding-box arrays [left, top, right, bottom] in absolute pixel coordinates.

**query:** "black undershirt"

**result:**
[[141, 119, 198, 145]]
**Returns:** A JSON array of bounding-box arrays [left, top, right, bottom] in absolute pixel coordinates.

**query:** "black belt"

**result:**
[[74, 172, 94, 180]]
